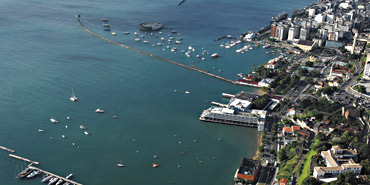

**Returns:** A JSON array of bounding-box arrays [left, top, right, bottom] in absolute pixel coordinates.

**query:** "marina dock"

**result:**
[[77, 16, 237, 85], [9, 154, 39, 165], [214, 35, 237, 41], [0, 145, 15, 153], [28, 165, 83, 185]]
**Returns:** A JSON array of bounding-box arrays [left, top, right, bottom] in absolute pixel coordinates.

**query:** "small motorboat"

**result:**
[[66, 116, 71, 120], [95, 109, 104, 113], [48, 177, 59, 185], [153, 155, 158, 159], [66, 173, 73, 179], [185, 91, 191, 94], [113, 115, 118, 119], [211, 53, 219, 58], [62, 135, 66, 138], [135, 38, 140, 42], [79, 125, 86, 130], [143, 40, 149, 44], [152, 163, 159, 168], [41, 175, 52, 182], [117, 160, 125, 167], [70, 89, 78, 101], [111, 32, 117, 36], [27, 170, 40, 178], [55, 179, 64, 185], [84, 131, 89, 135], [38, 129, 44, 133], [50, 118, 58, 123]]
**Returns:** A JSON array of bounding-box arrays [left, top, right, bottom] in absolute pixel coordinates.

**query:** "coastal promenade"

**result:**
[[76, 16, 237, 85]]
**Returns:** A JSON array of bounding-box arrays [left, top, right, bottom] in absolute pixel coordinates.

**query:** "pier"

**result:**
[[0, 145, 15, 153], [214, 35, 237, 41], [77, 16, 237, 85], [9, 154, 39, 165], [28, 165, 83, 185]]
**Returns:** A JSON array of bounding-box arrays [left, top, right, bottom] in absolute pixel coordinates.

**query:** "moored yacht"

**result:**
[[48, 177, 59, 185], [55, 179, 64, 185], [95, 109, 104, 113], [41, 175, 52, 182], [84, 131, 89, 135], [70, 89, 78, 101], [27, 170, 40, 178], [66, 173, 73, 179]]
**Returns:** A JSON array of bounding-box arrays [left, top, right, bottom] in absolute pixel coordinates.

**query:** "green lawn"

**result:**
[[298, 140, 318, 185]]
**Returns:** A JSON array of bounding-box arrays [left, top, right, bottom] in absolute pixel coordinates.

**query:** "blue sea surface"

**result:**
[[0, 0, 311, 184]]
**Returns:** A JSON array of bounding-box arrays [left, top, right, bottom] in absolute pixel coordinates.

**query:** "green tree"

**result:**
[[302, 177, 320, 185]]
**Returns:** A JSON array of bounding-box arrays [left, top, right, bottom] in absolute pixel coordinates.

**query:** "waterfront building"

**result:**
[[199, 92, 267, 131], [234, 158, 261, 183]]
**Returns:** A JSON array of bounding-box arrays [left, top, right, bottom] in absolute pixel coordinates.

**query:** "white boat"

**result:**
[[50, 118, 58, 123], [117, 159, 124, 167], [157, 43, 162, 46], [134, 32, 138, 35], [185, 91, 191, 94], [48, 177, 59, 185], [135, 38, 140, 42], [160, 37, 165, 41], [66, 174, 73, 179], [62, 135, 66, 138], [143, 40, 149, 44], [175, 40, 181, 44], [38, 129, 44, 132], [196, 55, 200, 58], [95, 109, 104, 113], [55, 179, 64, 185], [111, 32, 117, 36], [225, 45, 230, 49], [27, 170, 40, 178], [70, 89, 78, 101], [84, 131, 89, 135], [201, 58, 205, 61], [66, 116, 70, 120], [211, 53, 219, 58], [79, 125, 86, 130], [63, 183, 70, 185], [220, 44, 224, 48], [41, 175, 52, 182]]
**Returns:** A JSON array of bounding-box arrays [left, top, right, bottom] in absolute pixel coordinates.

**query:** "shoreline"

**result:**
[[253, 132, 262, 160]]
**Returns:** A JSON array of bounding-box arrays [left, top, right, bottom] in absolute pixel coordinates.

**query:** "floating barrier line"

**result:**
[[77, 17, 237, 85]]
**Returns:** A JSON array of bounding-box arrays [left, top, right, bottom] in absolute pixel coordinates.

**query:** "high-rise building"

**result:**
[[270, 23, 277, 38], [299, 27, 309, 40], [276, 24, 288, 41], [287, 26, 300, 41]]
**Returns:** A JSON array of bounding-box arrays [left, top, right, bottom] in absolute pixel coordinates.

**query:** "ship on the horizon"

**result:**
[[270, 12, 288, 23]]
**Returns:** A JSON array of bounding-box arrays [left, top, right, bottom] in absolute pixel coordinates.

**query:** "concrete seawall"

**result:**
[[77, 17, 237, 85]]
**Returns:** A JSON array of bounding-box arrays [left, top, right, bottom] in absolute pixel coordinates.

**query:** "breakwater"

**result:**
[[76, 16, 237, 85]]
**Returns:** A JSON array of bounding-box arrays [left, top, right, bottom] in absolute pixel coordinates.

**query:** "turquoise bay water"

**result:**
[[0, 0, 310, 184]]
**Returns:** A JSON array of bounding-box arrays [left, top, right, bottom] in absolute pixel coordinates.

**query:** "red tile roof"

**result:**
[[292, 126, 301, 131], [283, 127, 293, 133]]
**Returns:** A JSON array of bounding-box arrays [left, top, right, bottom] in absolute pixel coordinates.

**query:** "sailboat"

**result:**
[[117, 159, 125, 167], [70, 89, 78, 101]]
